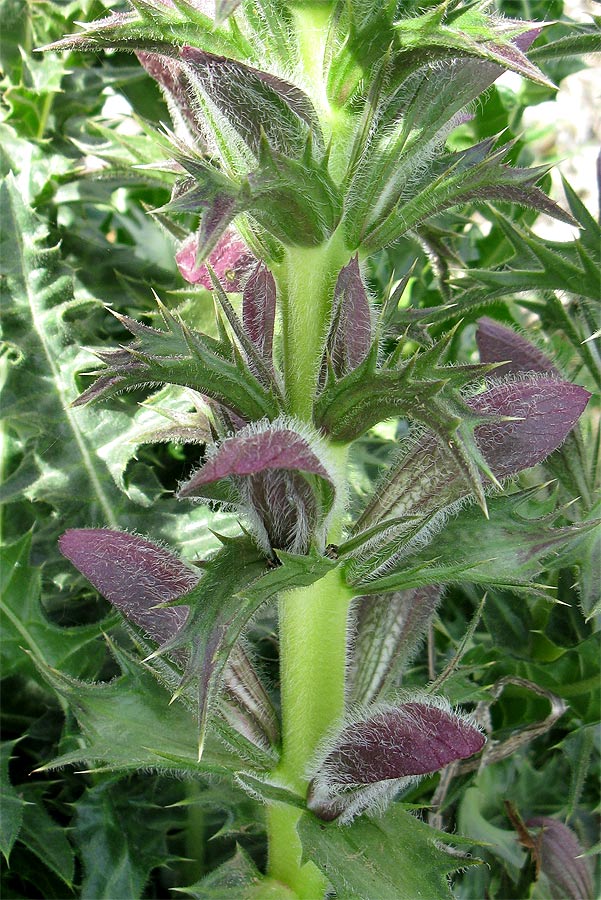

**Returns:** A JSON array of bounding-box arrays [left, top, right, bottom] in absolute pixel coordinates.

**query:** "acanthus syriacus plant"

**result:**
[[39, 0, 597, 896]]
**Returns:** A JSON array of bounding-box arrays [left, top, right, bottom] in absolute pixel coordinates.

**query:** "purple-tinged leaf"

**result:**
[[476, 317, 559, 377], [179, 422, 331, 492], [70, 302, 280, 423], [179, 421, 336, 552], [308, 700, 484, 822], [136, 52, 204, 144], [243, 262, 276, 365], [327, 256, 372, 377], [58, 529, 194, 644], [176, 230, 254, 289], [59, 530, 281, 753], [394, 10, 553, 88], [525, 817, 593, 900], [349, 587, 443, 705], [512, 28, 543, 53], [470, 378, 590, 478], [181, 46, 322, 156], [357, 376, 590, 526]]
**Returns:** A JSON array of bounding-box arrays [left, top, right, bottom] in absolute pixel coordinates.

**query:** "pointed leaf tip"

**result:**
[[59, 529, 196, 642], [470, 378, 590, 478]]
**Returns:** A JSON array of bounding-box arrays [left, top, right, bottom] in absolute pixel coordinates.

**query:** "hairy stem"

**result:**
[[275, 232, 350, 421], [268, 565, 353, 896]]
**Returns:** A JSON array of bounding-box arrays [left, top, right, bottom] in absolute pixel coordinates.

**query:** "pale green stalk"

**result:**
[[264, 9, 359, 895], [267, 244, 355, 896]]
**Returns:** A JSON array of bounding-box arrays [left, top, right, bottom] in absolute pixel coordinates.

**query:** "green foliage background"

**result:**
[[1, 0, 599, 897]]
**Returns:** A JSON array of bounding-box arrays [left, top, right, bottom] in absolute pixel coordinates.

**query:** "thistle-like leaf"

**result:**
[[393, 6, 552, 88], [176, 229, 254, 289], [349, 488, 600, 594], [168, 134, 342, 249], [30, 644, 271, 777], [245, 136, 343, 246], [360, 140, 575, 253], [349, 587, 443, 705], [73, 301, 280, 422], [344, 29, 544, 248], [356, 377, 590, 529], [164, 150, 242, 260], [299, 802, 480, 900], [160, 536, 336, 755], [41, 1, 240, 58], [307, 699, 484, 822], [179, 420, 336, 553]]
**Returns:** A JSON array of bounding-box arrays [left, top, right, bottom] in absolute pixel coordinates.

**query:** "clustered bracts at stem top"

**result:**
[[46, 0, 576, 265]]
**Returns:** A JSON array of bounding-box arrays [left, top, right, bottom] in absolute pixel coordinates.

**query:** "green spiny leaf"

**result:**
[[298, 803, 480, 900]]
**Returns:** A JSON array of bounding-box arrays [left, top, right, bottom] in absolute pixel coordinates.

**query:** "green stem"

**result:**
[[268, 566, 353, 897], [267, 228, 353, 897], [275, 233, 350, 421], [184, 780, 206, 884]]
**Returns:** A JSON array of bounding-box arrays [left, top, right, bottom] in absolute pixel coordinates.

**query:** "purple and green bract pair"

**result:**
[[51, 1, 593, 896]]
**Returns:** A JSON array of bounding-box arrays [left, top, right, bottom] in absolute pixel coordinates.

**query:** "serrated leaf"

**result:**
[[393, 7, 551, 85], [73, 779, 174, 900], [162, 536, 337, 755], [361, 140, 574, 253], [74, 299, 280, 422], [350, 489, 599, 593], [0, 177, 131, 533], [0, 741, 26, 863], [17, 784, 75, 888], [344, 38, 542, 248], [298, 803, 479, 900], [176, 845, 296, 899], [43, 4, 240, 59], [31, 648, 267, 776]]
